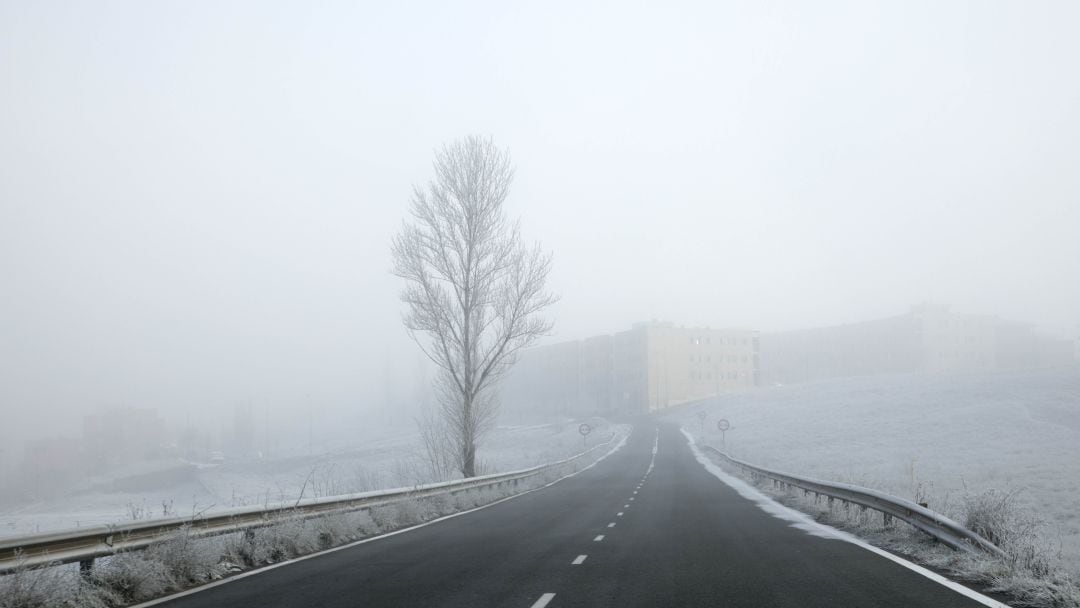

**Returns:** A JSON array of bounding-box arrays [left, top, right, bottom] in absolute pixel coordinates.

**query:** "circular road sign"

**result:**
[[716, 419, 731, 432], [578, 423, 592, 436]]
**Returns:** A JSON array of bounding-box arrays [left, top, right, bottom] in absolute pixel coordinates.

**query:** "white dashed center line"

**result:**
[[607, 522, 616, 528], [530, 593, 556, 608], [624, 504, 629, 508], [617, 512, 623, 517], [572, 555, 587, 565], [594, 535, 605, 542], [629, 497, 635, 501]]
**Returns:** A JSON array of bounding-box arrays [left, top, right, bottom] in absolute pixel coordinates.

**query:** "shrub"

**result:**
[[144, 526, 223, 586], [0, 562, 109, 608], [962, 489, 1058, 578], [92, 552, 172, 604]]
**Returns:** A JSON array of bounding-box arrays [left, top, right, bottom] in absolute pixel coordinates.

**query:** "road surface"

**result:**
[[150, 422, 1005, 607]]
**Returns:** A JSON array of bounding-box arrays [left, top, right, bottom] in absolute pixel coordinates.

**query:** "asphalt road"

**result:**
[[151, 422, 1004, 607]]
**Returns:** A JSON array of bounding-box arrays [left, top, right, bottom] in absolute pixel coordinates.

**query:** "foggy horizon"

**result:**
[[3, 0, 1079, 448]]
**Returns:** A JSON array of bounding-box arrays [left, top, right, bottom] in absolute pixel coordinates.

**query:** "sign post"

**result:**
[[716, 418, 731, 451], [578, 423, 592, 447]]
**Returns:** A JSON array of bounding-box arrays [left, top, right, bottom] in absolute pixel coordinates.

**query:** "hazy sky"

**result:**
[[2, 1, 1078, 442]]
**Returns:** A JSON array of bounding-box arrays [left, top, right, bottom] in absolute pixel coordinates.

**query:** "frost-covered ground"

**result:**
[[0, 418, 621, 539], [671, 368, 1080, 571]]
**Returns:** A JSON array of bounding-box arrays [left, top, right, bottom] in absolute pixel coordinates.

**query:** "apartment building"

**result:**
[[501, 321, 759, 419], [758, 303, 1073, 385], [634, 322, 758, 412]]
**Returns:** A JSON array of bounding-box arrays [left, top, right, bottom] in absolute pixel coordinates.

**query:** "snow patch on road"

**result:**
[[681, 428, 1011, 608], [681, 428, 841, 541]]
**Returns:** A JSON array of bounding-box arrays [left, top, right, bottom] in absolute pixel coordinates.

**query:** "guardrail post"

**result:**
[[79, 558, 94, 577]]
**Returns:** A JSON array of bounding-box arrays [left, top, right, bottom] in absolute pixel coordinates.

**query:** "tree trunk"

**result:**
[[462, 439, 476, 478], [462, 393, 476, 477]]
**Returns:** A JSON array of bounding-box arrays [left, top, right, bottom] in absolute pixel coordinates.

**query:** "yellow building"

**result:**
[[501, 321, 759, 418], [635, 322, 759, 411]]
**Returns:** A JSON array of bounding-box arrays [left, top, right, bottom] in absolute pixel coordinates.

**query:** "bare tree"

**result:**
[[392, 136, 556, 478]]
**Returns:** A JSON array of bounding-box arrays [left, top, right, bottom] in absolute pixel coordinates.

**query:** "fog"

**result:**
[[2, 0, 1078, 459]]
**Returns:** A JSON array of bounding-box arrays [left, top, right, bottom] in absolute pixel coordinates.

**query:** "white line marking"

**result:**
[[130, 434, 632, 608], [608, 522, 616, 528], [624, 504, 629, 508], [633, 491, 638, 495], [617, 512, 623, 516], [530, 593, 556, 608], [681, 428, 1011, 608], [629, 497, 635, 501], [572, 554, 587, 565], [594, 534, 605, 541]]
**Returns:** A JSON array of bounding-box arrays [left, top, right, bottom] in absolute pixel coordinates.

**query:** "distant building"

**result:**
[[82, 406, 165, 468], [759, 303, 1074, 385], [18, 437, 83, 497], [503, 305, 1071, 417], [502, 321, 759, 418], [628, 321, 759, 412]]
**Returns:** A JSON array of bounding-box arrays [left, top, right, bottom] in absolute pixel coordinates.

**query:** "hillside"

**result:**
[[672, 368, 1080, 569]]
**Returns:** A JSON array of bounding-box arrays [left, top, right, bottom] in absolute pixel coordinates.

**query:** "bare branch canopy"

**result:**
[[391, 136, 557, 477]]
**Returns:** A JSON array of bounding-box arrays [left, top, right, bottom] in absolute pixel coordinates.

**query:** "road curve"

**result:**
[[146, 422, 1006, 608]]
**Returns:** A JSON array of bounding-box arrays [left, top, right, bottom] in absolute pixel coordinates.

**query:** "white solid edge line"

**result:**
[[572, 554, 587, 565], [531, 593, 556, 608], [130, 432, 631, 608], [680, 429, 1012, 608], [594, 535, 605, 541]]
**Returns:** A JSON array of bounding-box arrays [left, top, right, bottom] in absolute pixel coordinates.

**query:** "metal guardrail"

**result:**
[[701, 445, 1006, 558], [0, 434, 619, 575]]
